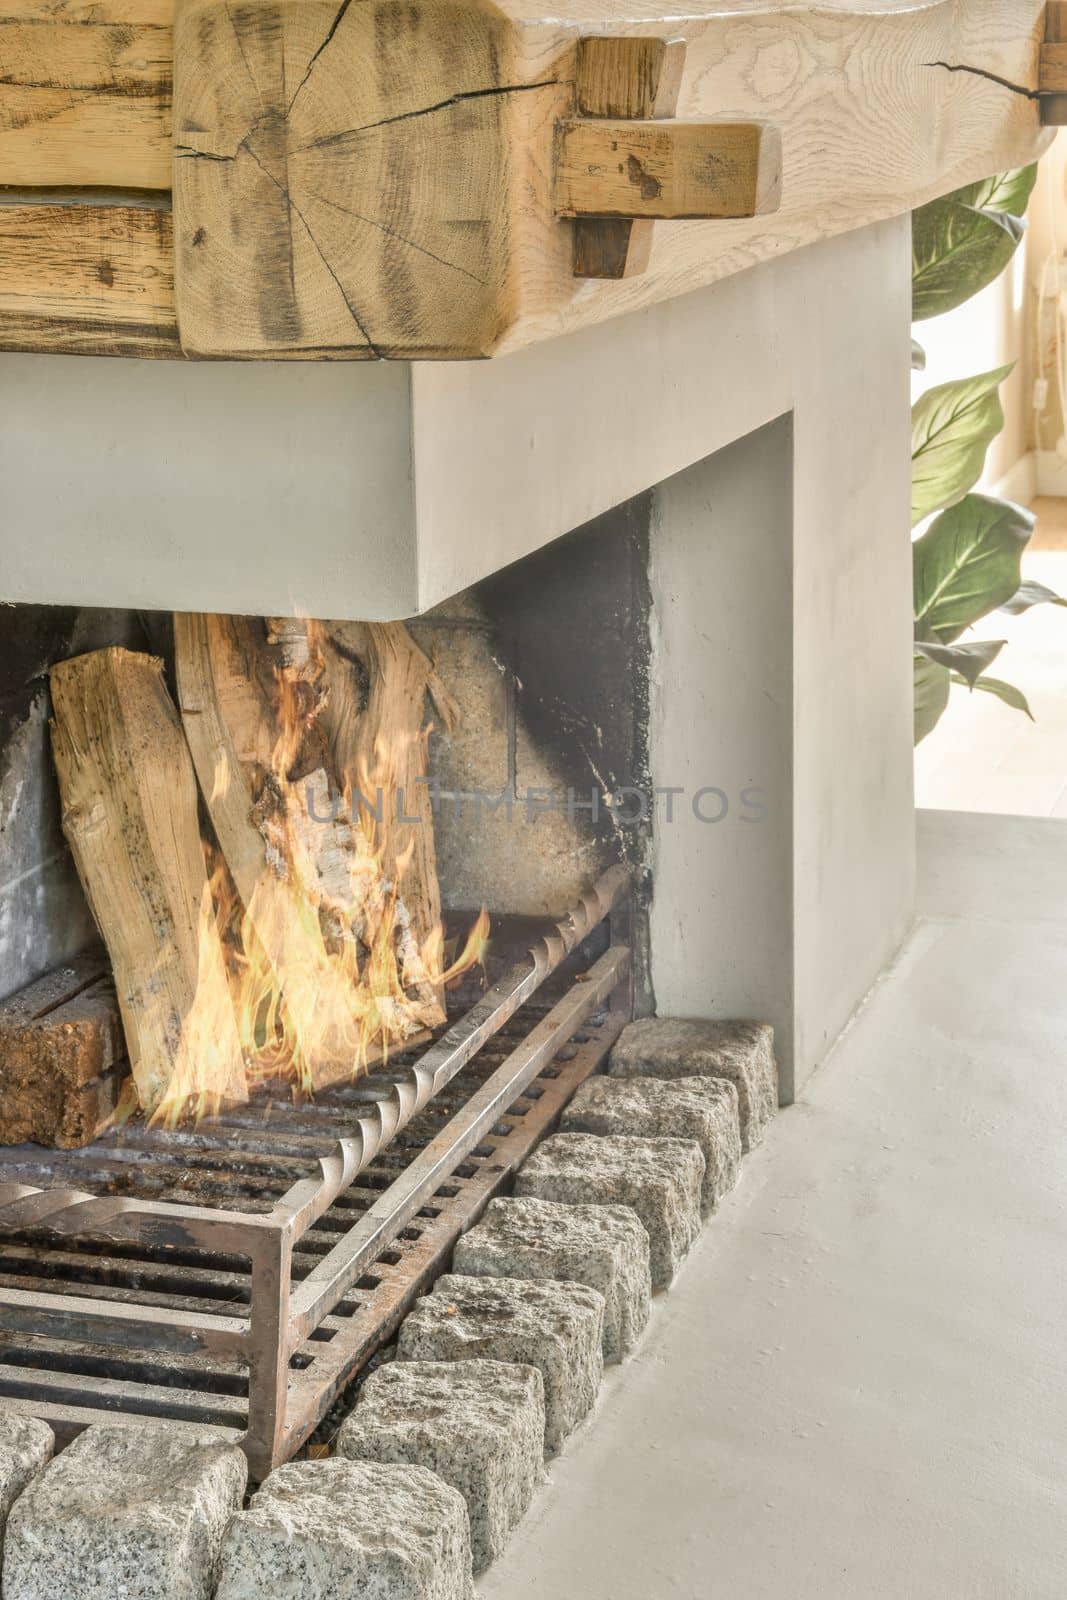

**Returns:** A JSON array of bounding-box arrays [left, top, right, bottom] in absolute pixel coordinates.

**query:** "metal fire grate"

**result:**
[[0, 868, 632, 1479]]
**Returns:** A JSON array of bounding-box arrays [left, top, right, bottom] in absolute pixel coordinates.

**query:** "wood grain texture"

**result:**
[[49, 648, 247, 1116], [572, 36, 685, 279], [0, 0, 1054, 359], [0, 197, 178, 357], [170, 0, 1051, 358], [555, 118, 781, 219], [1039, 42, 1067, 91], [575, 34, 685, 121], [171, 0, 522, 357], [0, 0, 172, 188], [173, 612, 277, 909], [498, 0, 1053, 357]]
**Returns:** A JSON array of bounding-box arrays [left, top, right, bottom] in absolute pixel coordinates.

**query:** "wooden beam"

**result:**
[[0, 0, 171, 189], [170, 0, 517, 358], [0, 197, 179, 358], [554, 120, 782, 221], [0, 0, 1053, 359], [166, 0, 1052, 359]]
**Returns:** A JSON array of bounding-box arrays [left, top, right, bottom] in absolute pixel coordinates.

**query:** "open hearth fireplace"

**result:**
[[0, 505, 652, 1484]]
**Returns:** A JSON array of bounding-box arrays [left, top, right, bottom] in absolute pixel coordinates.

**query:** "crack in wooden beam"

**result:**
[[294, 78, 561, 155], [924, 60, 1040, 99], [285, 0, 354, 118], [240, 137, 383, 358], [305, 190, 490, 287]]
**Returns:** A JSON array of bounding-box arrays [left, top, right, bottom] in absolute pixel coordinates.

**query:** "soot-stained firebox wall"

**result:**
[[0, 605, 146, 1000], [412, 492, 653, 969]]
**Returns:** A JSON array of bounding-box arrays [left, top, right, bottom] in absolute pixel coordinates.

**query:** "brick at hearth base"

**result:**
[[396, 1275, 604, 1456], [2, 1424, 247, 1600], [214, 1460, 475, 1600], [337, 1359, 544, 1574], [515, 1132, 705, 1290], [610, 1019, 778, 1152], [453, 1196, 651, 1362]]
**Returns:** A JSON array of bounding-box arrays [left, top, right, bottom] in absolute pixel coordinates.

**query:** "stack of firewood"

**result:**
[[0, 617, 459, 1145]]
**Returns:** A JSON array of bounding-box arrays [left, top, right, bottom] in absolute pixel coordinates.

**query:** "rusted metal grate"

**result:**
[[0, 868, 632, 1479]]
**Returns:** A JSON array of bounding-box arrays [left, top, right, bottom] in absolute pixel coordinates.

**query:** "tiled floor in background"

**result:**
[[914, 495, 1067, 816]]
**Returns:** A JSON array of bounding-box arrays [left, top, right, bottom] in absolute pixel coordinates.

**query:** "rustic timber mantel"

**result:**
[[0, 0, 1060, 360]]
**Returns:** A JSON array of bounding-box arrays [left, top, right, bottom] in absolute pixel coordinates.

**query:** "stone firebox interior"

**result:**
[[0, 497, 653, 1015]]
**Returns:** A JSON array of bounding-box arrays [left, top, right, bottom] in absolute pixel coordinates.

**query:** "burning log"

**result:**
[[174, 614, 468, 1094], [269, 618, 459, 1008], [49, 648, 248, 1118], [319, 621, 459, 1004]]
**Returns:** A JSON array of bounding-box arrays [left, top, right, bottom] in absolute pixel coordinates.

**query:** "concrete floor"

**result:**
[[479, 810, 1067, 1600]]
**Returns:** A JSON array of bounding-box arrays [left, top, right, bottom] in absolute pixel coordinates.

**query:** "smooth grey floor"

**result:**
[[479, 810, 1067, 1599]]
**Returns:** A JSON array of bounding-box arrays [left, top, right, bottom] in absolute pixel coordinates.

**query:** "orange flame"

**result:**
[[151, 626, 488, 1126]]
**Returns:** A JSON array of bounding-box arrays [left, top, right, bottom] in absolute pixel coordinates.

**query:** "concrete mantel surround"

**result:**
[[0, 216, 916, 1096], [3, 220, 908, 623]]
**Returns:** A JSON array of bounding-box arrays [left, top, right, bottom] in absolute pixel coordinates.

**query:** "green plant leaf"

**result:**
[[916, 637, 1006, 687], [950, 673, 1034, 720], [912, 199, 1025, 322], [911, 366, 1012, 525], [999, 579, 1067, 615], [911, 339, 927, 372], [954, 165, 1039, 217], [913, 494, 1036, 641], [914, 650, 951, 744]]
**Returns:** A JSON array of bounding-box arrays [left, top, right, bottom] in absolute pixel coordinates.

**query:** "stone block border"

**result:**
[[0, 1017, 776, 1597]]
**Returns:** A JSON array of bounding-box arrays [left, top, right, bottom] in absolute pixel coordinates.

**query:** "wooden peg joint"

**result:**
[[560, 36, 782, 280]]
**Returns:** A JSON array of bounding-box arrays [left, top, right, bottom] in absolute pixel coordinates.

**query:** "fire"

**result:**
[[151, 624, 488, 1127]]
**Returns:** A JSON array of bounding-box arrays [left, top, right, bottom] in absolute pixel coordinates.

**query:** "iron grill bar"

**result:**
[[281, 1014, 627, 1461], [270, 866, 629, 1239], [0, 870, 633, 1476], [0, 1286, 251, 1356], [0, 865, 628, 1247], [288, 943, 629, 1341]]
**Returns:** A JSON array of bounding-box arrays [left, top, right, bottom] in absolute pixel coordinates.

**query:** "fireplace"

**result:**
[[0, 218, 921, 1488], [0, 499, 658, 1476]]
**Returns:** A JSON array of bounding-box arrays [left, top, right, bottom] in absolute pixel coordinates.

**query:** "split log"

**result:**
[[171, 613, 276, 908], [265, 618, 458, 1004], [174, 614, 448, 1089], [49, 648, 247, 1116], [0, 954, 128, 1148], [318, 621, 458, 991]]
